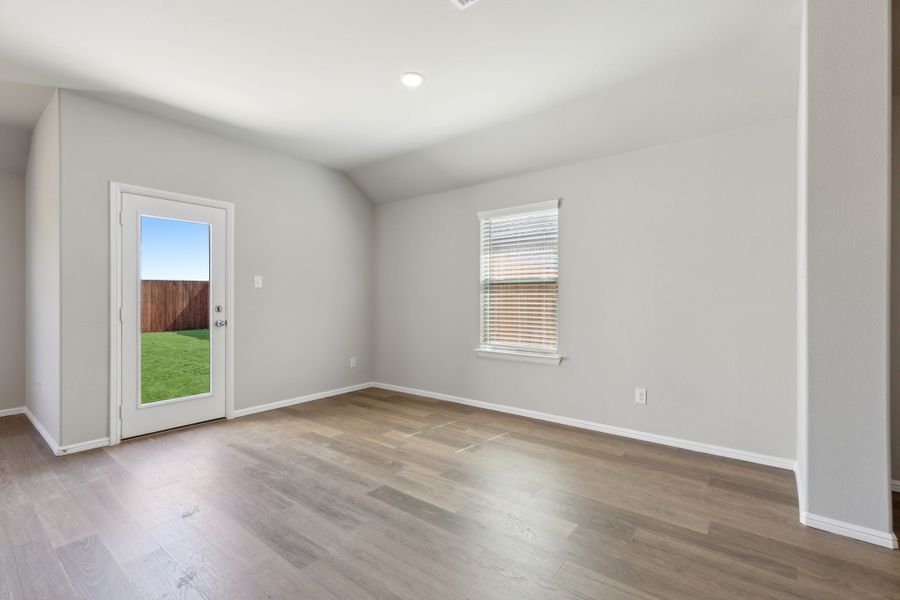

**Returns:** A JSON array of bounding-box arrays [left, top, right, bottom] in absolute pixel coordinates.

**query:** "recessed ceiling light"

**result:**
[[449, 0, 485, 9], [400, 72, 425, 88]]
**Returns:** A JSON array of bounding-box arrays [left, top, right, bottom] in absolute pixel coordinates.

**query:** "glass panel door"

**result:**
[[120, 191, 228, 439]]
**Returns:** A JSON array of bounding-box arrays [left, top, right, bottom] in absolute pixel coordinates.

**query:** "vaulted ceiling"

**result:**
[[0, 0, 800, 198], [0, 81, 53, 174]]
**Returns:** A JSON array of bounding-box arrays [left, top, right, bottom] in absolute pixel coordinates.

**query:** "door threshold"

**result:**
[[121, 417, 226, 441]]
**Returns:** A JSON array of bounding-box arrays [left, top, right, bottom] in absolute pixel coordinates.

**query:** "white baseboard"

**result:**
[[800, 512, 899, 549], [0, 406, 25, 418], [370, 382, 797, 471], [231, 382, 374, 418], [24, 407, 61, 454], [20, 382, 372, 454], [892, 480, 900, 494], [57, 437, 111, 455], [23, 407, 110, 456]]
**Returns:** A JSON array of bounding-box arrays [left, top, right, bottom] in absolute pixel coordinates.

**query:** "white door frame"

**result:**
[[109, 182, 235, 445]]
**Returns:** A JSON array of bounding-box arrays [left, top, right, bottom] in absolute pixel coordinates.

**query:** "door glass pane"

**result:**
[[140, 216, 211, 404]]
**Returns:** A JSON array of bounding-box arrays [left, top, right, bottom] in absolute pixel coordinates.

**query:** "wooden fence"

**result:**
[[141, 280, 209, 333]]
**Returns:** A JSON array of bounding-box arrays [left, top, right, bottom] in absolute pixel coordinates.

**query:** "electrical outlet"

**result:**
[[634, 387, 647, 405], [350, 356, 357, 369]]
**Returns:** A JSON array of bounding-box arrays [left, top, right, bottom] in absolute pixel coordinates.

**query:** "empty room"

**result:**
[[0, 0, 898, 598]]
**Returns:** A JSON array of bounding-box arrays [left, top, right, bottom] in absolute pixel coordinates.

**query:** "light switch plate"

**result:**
[[635, 387, 647, 405], [254, 275, 263, 289]]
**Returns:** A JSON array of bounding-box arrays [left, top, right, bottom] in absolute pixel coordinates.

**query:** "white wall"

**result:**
[[375, 118, 797, 461], [25, 91, 61, 443], [800, 0, 894, 539], [0, 171, 25, 411], [57, 91, 374, 446]]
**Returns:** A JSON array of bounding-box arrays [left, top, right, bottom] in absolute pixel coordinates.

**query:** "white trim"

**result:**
[[891, 479, 900, 493], [370, 382, 797, 471], [136, 391, 213, 409], [0, 406, 25, 418], [25, 407, 108, 456], [109, 182, 235, 445], [57, 437, 111, 456], [800, 512, 898, 549], [232, 383, 373, 418], [24, 407, 60, 455], [475, 348, 562, 365], [109, 182, 121, 445], [225, 195, 236, 420], [477, 198, 559, 220], [795, 0, 809, 518]]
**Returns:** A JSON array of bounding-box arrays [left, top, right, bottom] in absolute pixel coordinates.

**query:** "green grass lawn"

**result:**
[[141, 329, 210, 403]]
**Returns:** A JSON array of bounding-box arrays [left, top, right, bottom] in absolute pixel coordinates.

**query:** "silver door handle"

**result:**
[[215, 320, 228, 327]]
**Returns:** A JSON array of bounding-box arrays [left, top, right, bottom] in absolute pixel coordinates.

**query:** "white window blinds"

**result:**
[[479, 200, 559, 355]]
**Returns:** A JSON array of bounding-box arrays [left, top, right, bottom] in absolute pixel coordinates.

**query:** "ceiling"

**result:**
[[0, 80, 53, 128], [0, 81, 54, 174], [0, 0, 800, 184], [352, 21, 800, 202]]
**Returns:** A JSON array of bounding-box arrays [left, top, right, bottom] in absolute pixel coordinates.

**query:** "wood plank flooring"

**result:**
[[0, 387, 898, 599]]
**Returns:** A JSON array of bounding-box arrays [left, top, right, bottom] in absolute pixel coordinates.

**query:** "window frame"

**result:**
[[475, 199, 562, 365]]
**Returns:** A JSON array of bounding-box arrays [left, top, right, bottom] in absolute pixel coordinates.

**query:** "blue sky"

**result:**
[[141, 216, 209, 281]]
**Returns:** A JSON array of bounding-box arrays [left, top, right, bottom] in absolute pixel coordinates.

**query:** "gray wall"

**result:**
[[0, 124, 32, 176], [374, 118, 797, 460], [25, 91, 61, 442], [57, 91, 374, 446], [801, 0, 893, 533], [0, 171, 25, 411]]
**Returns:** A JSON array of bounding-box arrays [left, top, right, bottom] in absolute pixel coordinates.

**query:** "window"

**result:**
[[477, 200, 560, 364]]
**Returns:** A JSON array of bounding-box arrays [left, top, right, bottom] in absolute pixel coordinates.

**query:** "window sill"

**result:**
[[474, 348, 563, 365]]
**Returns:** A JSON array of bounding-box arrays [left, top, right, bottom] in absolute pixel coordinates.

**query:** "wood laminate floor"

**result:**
[[0, 387, 898, 599]]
